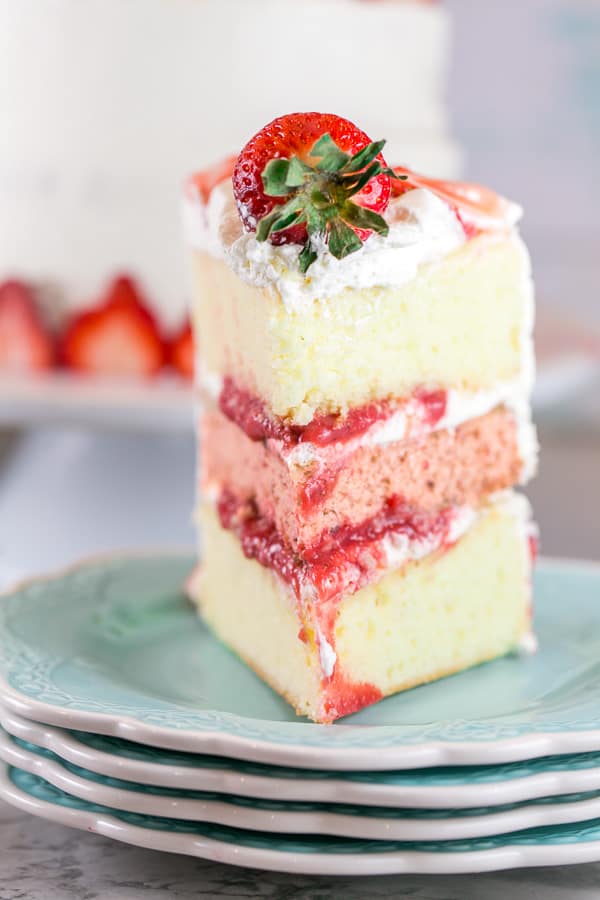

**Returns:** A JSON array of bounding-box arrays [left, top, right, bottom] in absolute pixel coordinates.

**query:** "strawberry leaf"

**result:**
[[262, 159, 292, 197], [298, 242, 318, 274], [328, 219, 363, 259], [311, 134, 350, 172], [256, 207, 284, 241], [344, 161, 383, 195], [286, 156, 309, 188], [256, 133, 399, 271], [270, 208, 304, 233], [342, 140, 386, 174], [342, 202, 390, 236]]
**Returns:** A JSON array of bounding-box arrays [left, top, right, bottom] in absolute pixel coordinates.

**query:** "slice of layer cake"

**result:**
[[186, 112, 537, 724]]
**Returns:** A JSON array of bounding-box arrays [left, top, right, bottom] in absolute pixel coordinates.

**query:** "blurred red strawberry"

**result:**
[[61, 275, 166, 377], [169, 318, 194, 380], [0, 280, 56, 373]]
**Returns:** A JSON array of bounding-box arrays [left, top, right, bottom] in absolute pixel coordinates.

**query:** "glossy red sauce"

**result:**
[[219, 376, 296, 444], [414, 388, 447, 428], [217, 489, 452, 605], [301, 401, 390, 446], [218, 378, 447, 449], [217, 490, 303, 597], [321, 672, 383, 723]]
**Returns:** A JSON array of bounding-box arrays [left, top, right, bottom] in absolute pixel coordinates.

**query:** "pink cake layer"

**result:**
[[202, 404, 522, 553]]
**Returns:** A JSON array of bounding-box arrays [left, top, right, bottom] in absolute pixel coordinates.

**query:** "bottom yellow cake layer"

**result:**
[[194, 495, 533, 723]]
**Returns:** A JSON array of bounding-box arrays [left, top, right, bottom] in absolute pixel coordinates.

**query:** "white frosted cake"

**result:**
[[0, 0, 459, 329]]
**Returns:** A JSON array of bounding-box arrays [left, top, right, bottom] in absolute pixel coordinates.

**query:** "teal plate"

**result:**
[[1, 555, 600, 770], [5, 709, 600, 809], [7, 729, 600, 842], [4, 764, 600, 874]]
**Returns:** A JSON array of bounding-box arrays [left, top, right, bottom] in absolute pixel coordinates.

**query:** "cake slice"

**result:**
[[186, 112, 537, 723]]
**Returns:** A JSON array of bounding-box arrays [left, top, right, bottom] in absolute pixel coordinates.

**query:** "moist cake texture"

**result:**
[[187, 112, 538, 723]]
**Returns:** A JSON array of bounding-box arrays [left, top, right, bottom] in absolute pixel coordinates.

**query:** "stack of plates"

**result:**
[[1, 553, 600, 875]]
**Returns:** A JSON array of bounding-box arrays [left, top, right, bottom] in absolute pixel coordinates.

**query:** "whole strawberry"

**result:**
[[169, 318, 194, 380], [61, 275, 166, 378], [232, 112, 403, 273], [0, 280, 56, 373]]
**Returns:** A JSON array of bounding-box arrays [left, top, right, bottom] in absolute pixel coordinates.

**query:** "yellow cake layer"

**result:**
[[194, 495, 532, 723], [191, 233, 533, 425]]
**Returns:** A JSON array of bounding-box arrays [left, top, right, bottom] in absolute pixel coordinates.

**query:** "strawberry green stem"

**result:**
[[257, 134, 405, 273]]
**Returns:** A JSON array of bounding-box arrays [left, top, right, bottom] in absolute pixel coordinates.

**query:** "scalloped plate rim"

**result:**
[[1, 554, 600, 770], [5, 708, 600, 810], [4, 764, 600, 876], [7, 729, 600, 843]]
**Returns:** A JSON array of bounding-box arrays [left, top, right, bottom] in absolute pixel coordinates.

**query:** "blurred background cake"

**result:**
[[0, 0, 459, 330]]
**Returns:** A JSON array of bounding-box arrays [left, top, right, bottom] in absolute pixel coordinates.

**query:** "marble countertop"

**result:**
[[3, 801, 600, 900]]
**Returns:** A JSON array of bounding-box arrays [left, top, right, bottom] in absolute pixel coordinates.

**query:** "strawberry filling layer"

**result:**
[[217, 489, 455, 608], [218, 376, 447, 449], [202, 405, 521, 553], [216, 488, 460, 721]]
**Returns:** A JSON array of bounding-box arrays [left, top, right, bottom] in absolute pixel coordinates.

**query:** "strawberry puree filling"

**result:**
[[322, 672, 383, 722], [218, 376, 447, 449], [216, 488, 458, 722], [216, 488, 456, 606], [203, 405, 521, 552]]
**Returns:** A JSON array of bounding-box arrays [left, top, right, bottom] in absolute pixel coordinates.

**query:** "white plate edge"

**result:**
[[5, 730, 600, 843], [3, 763, 600, 876], [5, 708, 600, 811]]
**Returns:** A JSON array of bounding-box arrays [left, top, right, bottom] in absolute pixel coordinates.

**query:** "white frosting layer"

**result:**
[[316, 625, 337, 680], [186, 182, 467, 310]]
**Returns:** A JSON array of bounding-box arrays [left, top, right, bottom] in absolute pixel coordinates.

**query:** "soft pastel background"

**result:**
[[448, 0, 600, 558], [450, 0, 600, 327]]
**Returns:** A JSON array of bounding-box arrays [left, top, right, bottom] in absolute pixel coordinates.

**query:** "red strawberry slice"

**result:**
[[0, 280, 56, 373], [188, 155, 237, 204], [169, 318, 194, 380], [233, 112, 392, 250], [61, 275, 166, 378]]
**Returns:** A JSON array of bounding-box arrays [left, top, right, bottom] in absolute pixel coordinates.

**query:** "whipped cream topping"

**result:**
[[185, 181, 467, 309], [316, 624, 337, 680]]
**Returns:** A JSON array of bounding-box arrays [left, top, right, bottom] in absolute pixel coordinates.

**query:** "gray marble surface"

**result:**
[[2, 801, 600, 900]]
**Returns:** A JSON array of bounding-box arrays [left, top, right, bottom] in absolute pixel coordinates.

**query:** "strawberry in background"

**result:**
[[169, 318, 194, 380], [61, 275, 166, 378], [0, 280, 56, 373]]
